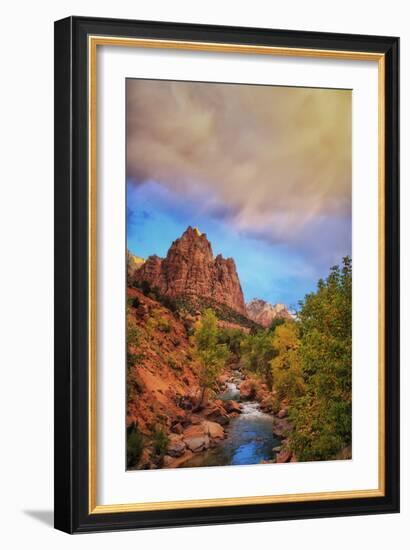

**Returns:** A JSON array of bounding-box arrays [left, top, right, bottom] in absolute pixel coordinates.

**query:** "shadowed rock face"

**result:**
[[133, 226, 247, 315], [246, 298, 291, 328]]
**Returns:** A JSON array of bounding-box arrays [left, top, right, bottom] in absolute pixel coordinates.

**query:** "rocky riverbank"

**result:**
[[160, 399, 243, 469], [127, 284, 297, 469], [159, 368, 298, 469], [231, 374, 297, 464]]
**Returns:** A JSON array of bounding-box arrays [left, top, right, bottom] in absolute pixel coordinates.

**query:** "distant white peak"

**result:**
[[247, 299, 289, 312]]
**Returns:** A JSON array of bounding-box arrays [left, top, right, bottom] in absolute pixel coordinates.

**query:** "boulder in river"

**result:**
[[276, 449, 292, 463], [167, 434, 186, 457], [202, 420, 225, 440], [185, 437, 210, 452], [183, 424, 210, 452], [218, 373, 230, 385], [239, 380, 256, 400], [224, 400, 242, 414], [203, 400, 230, 425]]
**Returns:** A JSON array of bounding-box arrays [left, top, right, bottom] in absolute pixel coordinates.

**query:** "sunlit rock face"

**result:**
[[132, 226, 246, 315], [127, 250, 145, 279], [246, 299, 291, 328]]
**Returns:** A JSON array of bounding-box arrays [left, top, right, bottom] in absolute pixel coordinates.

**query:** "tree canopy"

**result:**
[[289, 257, 352, 461], [270, 321, 304, 401], [192, 309, 229, 405]]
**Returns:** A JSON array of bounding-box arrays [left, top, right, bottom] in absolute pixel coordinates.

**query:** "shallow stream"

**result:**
[[182, 377, 279, 468]]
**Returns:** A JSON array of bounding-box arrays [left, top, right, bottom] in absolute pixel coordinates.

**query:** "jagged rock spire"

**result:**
[[133, 227, 246, 314]]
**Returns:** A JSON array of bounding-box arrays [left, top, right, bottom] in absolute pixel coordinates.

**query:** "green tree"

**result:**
[[289, 257, 352, 461], [127, 424, 144, 468], [217, 328, 246, 357], [268, 317, 285, 333], [153, 425, 169, 466], [270, 321, 304, 401], [240, 330, 276, 389], [193, 309, 229, 407]]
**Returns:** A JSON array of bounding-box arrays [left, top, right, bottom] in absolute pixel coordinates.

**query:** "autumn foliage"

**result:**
[[288, 257, 352, 461]]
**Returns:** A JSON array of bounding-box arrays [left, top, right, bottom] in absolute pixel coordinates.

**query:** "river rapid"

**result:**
[[181, 376, 280, 468]]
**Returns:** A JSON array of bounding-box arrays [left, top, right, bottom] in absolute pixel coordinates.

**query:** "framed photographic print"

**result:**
[[54, 16, 400, 533]]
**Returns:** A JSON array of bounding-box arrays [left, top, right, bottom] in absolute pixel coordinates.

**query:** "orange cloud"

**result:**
[[126, 79, 351, 244]]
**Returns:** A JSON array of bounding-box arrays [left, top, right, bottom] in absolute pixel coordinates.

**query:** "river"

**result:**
[[181, 377, 280, 468]]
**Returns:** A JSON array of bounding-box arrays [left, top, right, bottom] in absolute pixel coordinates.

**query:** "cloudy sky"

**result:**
[[126, 79, 351, 307]]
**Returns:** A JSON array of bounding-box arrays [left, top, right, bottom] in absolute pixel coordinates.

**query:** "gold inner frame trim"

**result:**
[[88, 35, 386, 514]]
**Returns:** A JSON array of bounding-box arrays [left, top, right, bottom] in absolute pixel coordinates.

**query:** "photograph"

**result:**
[[0, 0, 404, 543], [52, 13, 399, 534], [125, 79, 353, 470]]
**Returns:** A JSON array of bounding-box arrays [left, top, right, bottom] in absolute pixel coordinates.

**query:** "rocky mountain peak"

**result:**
[[132, 227, 246, 315], [246, 298, 291, 328], [127, 250, 145, 278], [181, 225, 203, 239], [168, 226, 213, 260]]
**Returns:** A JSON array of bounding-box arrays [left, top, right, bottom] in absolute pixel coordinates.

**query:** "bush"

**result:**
[[157, 316, 171, 333], [158, 294, 178, 312], [167, 356, 182, 371], [127, 425, 144, 468], [153, 426, 169, 458], [127, 315, 140, 347], [127, 351, 138, 369], [127, 367, 145, 402], [269, 394, 282, 415], [139, 280, 152, 296]]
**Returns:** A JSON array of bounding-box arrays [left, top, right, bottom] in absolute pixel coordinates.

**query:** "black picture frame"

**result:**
[[54, 16, 400, 534]]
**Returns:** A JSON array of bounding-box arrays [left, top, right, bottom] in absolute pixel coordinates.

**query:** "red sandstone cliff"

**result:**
[[132, 226, 246, 315]]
